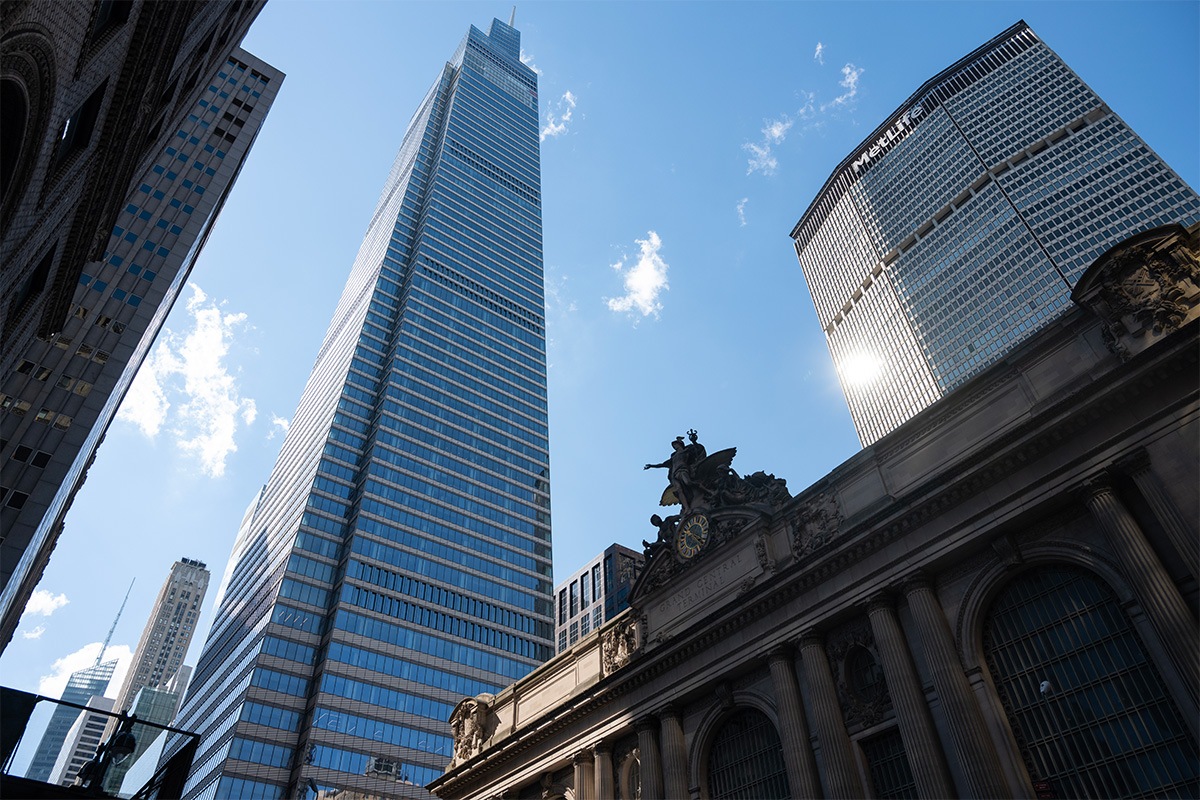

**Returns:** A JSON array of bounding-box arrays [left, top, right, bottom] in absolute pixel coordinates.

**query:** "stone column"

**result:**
[[635, 716, 664, 800], [766, 646, 822, 798], [1116, 450, 1200, 581], [594, 741, 614, 800], [866, 593, 955, 799], [1082, 478, 1200, 698], [903, 575, 1008, 798], [658, 705, 689, 800], [798, 633, 864, 798], [574, 749, 596, 800]]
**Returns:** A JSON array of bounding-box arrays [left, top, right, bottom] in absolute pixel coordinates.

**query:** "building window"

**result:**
[[558, 589, 567, 625], [706, 708, 790, 799], [983, 565, 1199, 799], [569, 580, 579, 618], [861, 728, 918, 799], [54, 82, 107, 169], [592, 564, 602, 603], [580, 571, 590, 609]]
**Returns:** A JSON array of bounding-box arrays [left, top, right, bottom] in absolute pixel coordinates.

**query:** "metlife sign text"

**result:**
[[850, 102, 929, 174]]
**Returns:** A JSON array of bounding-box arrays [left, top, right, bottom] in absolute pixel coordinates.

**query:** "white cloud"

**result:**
[[268, 414, 290, 440], [814, 41, 825, 64], [25, 590, 69, 617], [823, 63, 864, 110], [22, 625, 46, 640], [606, 231, 670, 319], [736, 197, 749, 227], [520, 48, 543, 75], [744, 115, 793, 176], [118, 285, 256, 477], [540, 90, 577, 141], [38, 642, 133, 700]]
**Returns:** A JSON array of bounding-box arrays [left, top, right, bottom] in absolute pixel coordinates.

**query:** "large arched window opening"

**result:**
[[983, 565, 1198, 798], [706, 708, 789, 799]]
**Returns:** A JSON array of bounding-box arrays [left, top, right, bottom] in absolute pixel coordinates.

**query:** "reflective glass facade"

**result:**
[[792, 22, 1200, 445], [25, 658, 117, 782], [167, 19, 551, 800]]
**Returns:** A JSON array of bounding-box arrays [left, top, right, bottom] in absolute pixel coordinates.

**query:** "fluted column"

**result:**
[[1116, 451, 1200, 582], [658, 705, 689, 800], [766, 646, 822, 798], [798, 633, 864, 798], [635, 716, 664, 800], [574, 749, 596, 800], [1082, 478, 1200, 698], [904, 575, 1008, 798], [866, 593, 955, 799], [594, 741, 614, 800]]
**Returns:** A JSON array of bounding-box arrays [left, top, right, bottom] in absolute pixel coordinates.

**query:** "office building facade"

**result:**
[[167, 17, 551, 800], [0, 36, 282, 649], [25, 658, 117, 782], [47, 694, 114, 786], [555, 544, 643, 655], [791, 20, 1200, 445]]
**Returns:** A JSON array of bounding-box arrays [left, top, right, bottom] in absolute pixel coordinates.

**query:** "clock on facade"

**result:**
[[675, 514, 710, 559]]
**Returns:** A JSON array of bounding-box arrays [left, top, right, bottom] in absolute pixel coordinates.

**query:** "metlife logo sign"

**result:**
[[850, 102, 929, 175]]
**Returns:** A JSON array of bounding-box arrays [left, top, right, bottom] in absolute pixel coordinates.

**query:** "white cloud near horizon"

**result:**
[[38, 642, 134, 701], [606, 231, 670, 319], [26, 590, 69, 617], [814, 41, 825, 64], [736, 197, 749, 227], [540, 90, 577, 141], [117, 285, 256, 477], [519, 48, 543, 75], [268, 414, 290, 441]]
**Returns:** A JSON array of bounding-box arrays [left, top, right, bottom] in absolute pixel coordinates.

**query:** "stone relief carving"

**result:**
[[602, 615, 640, 674], [791, 492, 844, 558], [754, 533, 776, 573], [448, 694, 496, 769], [826, 616, 892, 729]]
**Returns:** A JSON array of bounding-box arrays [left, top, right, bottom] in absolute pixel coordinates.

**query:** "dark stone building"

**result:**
[[430, 225, 1199, 799]]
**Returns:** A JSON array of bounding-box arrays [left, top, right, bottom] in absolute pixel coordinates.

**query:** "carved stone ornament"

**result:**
[[602, 615, 640, 675], [447, 693, 496, 770], [1072, 223, 1200, 360], [826, 617, 892, 729], [791, 492, 844, 558]]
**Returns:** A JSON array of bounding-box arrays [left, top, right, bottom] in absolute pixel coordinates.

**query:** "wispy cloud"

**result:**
[[26, 590, 69, 617], [38, 642, 134, 700], [118, 285, 256, 477], [606, 231, 670, 319], [736, 197, 749, 227], [540, 90, 577, 141], [519, 48, 543, 75], [268, 414, 289, 441], [814, 41, 825, 65], [22, 625, 46, 639], [744, 114, 796, 176], [823, 63, 864, 110]]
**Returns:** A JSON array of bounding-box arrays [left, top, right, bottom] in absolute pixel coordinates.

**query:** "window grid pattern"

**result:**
[[983, 566, 1199, 799], [861, 728, 918, 799], [794, 192, 879, 328], [706, 709, 790, 799]]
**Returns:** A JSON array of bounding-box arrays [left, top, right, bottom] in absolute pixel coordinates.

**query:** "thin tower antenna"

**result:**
[[95, 578, 134, 666], [509, 6, 516, 26]]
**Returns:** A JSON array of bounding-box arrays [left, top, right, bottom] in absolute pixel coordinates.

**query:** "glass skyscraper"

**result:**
[[791, 21, 1200, 445], [167, 18, 552, 800], [25, 657, 117, 782]]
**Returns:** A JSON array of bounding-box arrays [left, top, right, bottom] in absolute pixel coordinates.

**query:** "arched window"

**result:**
[[983, 566, 1198, 798], [707, 708, 789, 799]]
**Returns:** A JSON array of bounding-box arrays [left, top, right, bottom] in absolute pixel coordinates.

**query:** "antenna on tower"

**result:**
[[509, 6, 516, 26], [96, 579, 134, 667]]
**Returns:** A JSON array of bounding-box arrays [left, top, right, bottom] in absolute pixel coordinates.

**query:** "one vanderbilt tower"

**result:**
[[166, 17, 552, 799]]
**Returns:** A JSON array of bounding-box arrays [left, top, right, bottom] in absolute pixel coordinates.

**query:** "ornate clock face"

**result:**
[[675, 514, 710, 559]]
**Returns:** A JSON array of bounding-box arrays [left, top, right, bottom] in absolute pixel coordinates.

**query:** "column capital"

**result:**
[[573, 748, 594, 766], [766, 643, 795, 665], [634, 715, 660, 734], [866, 590, 896, 614], [592, 739, 612, 757], [1112, 447, 1152, 476], [1077, 475, 1115, 503], [657, 702, 682, 722], [798, 630, 825, 649], [900, 570, 933, 596]]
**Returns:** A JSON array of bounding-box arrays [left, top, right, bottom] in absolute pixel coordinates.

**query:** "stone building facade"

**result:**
[[429, 225, 1199, 799]]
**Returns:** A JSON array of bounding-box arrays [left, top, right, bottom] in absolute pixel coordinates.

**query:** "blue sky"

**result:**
[[3, 1, 1197, 767]]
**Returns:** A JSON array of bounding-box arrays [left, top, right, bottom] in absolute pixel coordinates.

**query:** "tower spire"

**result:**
[[509, 6, 516, 26], [96, 578, 134, 666]]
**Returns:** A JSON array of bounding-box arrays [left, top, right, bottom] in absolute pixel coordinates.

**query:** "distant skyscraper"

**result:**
[[555, 544, 643, 655], [101, 558, 208, 793], [25, 658, 117, 782], [47, 695, 114, 787], [791, 20, 1200, 445], [167, 17, 551, 800], [0, 42, 282, 649]]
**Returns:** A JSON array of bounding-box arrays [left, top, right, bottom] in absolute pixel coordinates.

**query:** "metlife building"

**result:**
[[791, 21, 1200, 445]]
